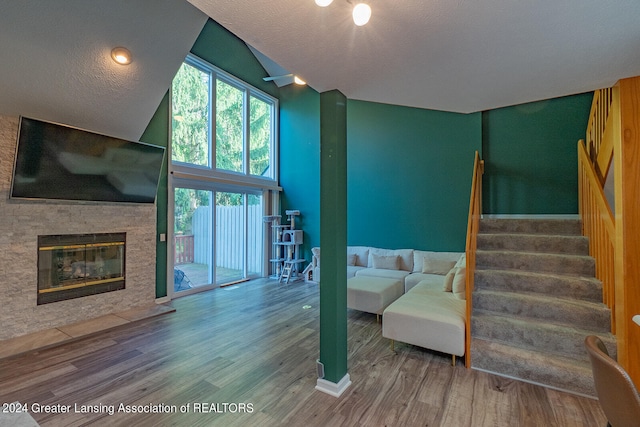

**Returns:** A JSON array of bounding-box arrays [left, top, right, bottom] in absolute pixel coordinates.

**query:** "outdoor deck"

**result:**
[[173, 263, 244, 291]]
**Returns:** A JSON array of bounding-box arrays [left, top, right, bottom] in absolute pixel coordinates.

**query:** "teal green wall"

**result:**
[[279, 85, 321, 262], [347, 100, 482, 252], [140, 91, 170, 298], [281, 98, 483, 254], [191, 19, 279, 99], [482, 93, 593, 214]]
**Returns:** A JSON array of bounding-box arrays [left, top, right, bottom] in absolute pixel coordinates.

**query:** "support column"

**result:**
[[315, 90, 350, 397]]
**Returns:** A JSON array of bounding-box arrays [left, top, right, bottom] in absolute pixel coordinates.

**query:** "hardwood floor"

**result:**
[[0, 279, 607, 426]]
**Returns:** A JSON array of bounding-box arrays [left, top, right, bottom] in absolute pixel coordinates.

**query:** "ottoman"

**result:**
[[347, 276, 404, 318]]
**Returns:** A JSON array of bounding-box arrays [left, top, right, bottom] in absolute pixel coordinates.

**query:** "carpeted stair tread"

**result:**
[[471, 338, 596, 396], [473, 290, 611, 332], [479, 218, 582, 236], [477, 233, 589, 255], [471, 310, 617, 360], [476, 250, 595, 276], [474, 269, 603, 303], [470, 217, 614, 396]]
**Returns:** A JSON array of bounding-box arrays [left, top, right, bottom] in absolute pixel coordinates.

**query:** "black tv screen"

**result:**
[[10, 117, 165, 204]]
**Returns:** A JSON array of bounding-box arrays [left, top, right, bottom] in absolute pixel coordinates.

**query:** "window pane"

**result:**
[[249, 96, 272, 177], [171, 63, 210, 167], [216, 80, 244, 173], [216, 191, 244, 284], [174, 187, 212, 290]]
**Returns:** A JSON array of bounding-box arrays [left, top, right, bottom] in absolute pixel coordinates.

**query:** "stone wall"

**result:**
[[0, 116, 157, 340]]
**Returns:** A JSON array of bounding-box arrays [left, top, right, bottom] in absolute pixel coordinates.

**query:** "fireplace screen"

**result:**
[[37, 233, 125, 304]]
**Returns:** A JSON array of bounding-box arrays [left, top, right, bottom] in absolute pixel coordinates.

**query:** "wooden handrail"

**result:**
[[465, 151, 483, 368], [586, 88, 615, 185], [586, 88, 613, 160]]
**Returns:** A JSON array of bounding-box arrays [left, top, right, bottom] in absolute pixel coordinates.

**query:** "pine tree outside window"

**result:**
[[171, 55, 277, 181]]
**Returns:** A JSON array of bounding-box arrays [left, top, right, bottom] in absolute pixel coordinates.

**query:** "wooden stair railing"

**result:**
[[579, 76, 640, 389], [465, 151, 483, 368], [578, 139, 615, 330], [586, 87, 614, 184]]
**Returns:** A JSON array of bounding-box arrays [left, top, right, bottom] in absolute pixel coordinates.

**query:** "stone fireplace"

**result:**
[[0, 115, 158, 341], [37, 232, 126, 304]]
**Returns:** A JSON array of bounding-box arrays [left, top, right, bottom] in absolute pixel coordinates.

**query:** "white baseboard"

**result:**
[[315, 373, 352, 397], [155, 296, 171, 304], [483, 214, 580, 220]]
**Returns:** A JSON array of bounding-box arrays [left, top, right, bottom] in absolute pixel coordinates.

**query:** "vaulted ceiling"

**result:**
[[0, 0, 207, 141], [189, 0, 640, 113], [0, 1, 639, 141]]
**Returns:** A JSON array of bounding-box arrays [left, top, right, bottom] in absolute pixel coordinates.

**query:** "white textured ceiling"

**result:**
[[0, 0, 207, 141], [0, 0, 637, 144], [189, 0, 640, 113]]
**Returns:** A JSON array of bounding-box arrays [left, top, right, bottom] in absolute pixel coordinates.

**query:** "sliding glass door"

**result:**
[[215, 191, 244, 284], [172, 184, 264, 295], [173, 187, 212, 291]]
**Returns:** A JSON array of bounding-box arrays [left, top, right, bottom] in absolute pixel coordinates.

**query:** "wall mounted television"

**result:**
[[10, 117, 165, 204]]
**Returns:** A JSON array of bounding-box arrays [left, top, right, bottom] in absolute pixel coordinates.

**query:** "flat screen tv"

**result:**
[[10, 117, 165, 204]]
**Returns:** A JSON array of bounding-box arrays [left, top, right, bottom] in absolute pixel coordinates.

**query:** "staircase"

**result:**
[[471, 218, 616, 397]]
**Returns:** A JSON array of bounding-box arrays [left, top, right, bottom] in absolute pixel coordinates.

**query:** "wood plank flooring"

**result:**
[[0, 279, 607, 426]]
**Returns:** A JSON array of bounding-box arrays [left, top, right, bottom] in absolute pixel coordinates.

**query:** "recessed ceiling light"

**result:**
[[294, 76, 306, 85], [111, 47, 132, 65], [315, 0, 333, 6]]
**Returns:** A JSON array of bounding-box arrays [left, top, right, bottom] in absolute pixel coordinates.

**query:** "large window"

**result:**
[[169, 55, 279, 295], [171, 55, 277, 182]]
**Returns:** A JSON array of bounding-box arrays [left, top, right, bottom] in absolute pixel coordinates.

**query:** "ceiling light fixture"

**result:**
[[263, 74, 307, 86], [352, 3, 371, 26], [315, 0, 371, 26], [111, 47, 132, 65]]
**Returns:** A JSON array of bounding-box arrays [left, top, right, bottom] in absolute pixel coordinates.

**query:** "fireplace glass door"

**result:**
[[37, 233, 126, 304]]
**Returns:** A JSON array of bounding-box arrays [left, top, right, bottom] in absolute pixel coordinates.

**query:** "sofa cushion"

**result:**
[[413, 251, 463, 273], [356, 268, 410, 281], [347, 265, 367, 279], [443, 268, 456, 292], [408, 279, 445, 294], [347, 253, 357, 266], [347, 246, 370, 267], [404, 273, 444, 293], [452, 267, 466, 299], [368, 248, 413, 272], [422, 258, 457, 275], [371, 254, 400, 270]]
